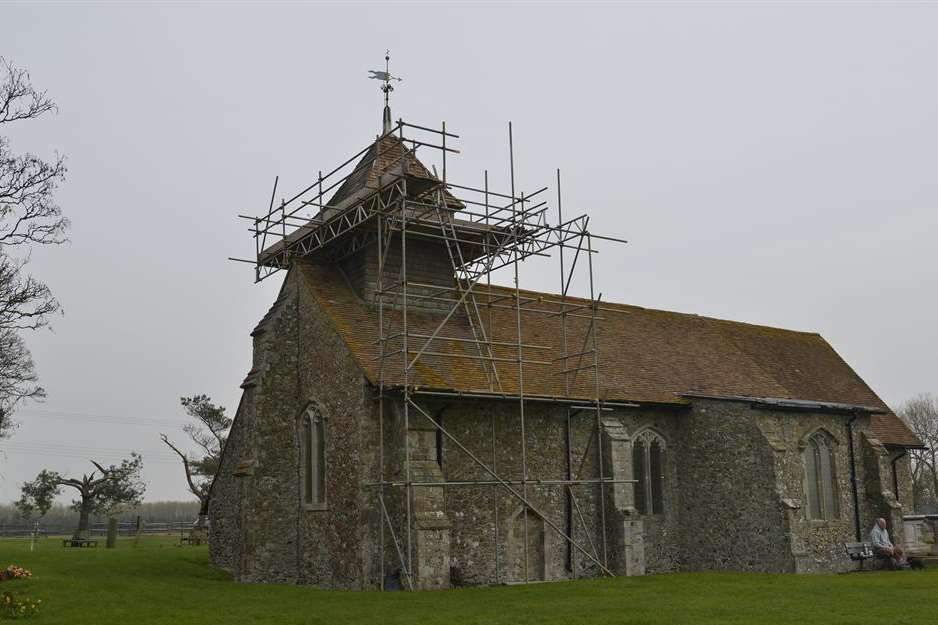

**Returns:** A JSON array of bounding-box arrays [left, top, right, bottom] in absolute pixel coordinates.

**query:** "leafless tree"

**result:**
[[0, 58, 67, 248], [0, 58, 68, 436], [0, 329, 42, 436], [897, 393, 938, 511], [0, 253, 59, 330]]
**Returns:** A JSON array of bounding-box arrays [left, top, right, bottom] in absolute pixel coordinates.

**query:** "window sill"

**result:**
[[303, 503, 328, 512]]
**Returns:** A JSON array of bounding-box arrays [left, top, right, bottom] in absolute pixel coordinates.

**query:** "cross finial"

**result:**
[[369, 50, 403, 134]]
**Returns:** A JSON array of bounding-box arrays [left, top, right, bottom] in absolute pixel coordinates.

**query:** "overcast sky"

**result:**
[[1, 2, 936, 505]]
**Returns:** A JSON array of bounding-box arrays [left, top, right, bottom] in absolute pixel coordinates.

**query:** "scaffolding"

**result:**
[[235, 120, 631, 589]]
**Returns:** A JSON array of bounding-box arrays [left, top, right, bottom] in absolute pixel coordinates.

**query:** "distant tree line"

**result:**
[[0, 500, 200, 526]]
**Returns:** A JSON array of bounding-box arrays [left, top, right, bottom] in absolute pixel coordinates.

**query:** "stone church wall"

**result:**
[[675, 400, 793, 572], [676, 398, 893, 574], [208, 393, 250, 574], [859, 433, 907, 548], [242, 284, 304, 584], [295, 266, 376, 588], [621, 409, 683, 573], [751, 406, 870, 573], [209, 279, 289, 579], [210, 266, 378, 589], [431, 401, 601, 585], [420, 403, 682, 583]]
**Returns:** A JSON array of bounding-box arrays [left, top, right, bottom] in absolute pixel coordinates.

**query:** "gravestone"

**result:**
[[106, 517, 118, 548]]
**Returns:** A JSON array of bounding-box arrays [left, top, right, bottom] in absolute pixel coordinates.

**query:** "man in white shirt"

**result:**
[[870, 518, 906, 569]]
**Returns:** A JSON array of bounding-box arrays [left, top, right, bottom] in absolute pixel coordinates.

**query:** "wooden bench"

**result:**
[[179, 535, 204, 546], [844, 542, 876, 569], [62, 538, 98, 548]]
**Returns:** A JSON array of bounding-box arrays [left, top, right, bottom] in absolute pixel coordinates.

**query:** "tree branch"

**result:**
[[161, 433, 204, 502], [0, 59, 56, 126]]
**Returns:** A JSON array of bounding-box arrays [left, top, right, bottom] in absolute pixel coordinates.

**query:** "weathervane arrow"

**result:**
[[368, 70, 402, 84]]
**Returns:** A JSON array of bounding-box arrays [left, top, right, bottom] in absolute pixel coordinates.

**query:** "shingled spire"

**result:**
[[322, 132, 462, 218]]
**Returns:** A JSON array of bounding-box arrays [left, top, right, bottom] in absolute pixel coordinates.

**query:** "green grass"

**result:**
[[0, 536, 934, 624]]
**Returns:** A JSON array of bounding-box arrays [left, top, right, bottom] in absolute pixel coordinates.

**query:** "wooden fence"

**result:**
[[0, 521, 195, 538]]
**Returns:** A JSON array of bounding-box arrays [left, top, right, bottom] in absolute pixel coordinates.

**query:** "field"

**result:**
[[0, 536, 934, 624]]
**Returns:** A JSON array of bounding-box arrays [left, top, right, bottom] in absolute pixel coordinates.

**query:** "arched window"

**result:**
[[633, 429, 666, 515], [301, 405, 326, 508], [802, 431, 839, 520]]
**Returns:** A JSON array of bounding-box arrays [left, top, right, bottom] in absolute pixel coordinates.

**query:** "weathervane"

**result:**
[[369, 50, 403, 134]]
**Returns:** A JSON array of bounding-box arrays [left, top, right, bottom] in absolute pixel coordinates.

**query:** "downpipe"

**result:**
[[846, 413, 862, 541], [890, 449, 907, 503]]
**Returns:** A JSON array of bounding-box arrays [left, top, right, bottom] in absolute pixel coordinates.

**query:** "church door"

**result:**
[[507, 508, 546, 582]]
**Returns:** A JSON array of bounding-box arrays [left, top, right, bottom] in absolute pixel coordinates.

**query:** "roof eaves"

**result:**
[[680, 392, 887, 415], [884, 441, 928, 450], [396, 386, 690, 410]]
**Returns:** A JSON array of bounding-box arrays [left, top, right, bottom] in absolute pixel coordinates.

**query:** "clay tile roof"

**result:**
[[870, 413, 921, 448], [296, 262, 921, 447]]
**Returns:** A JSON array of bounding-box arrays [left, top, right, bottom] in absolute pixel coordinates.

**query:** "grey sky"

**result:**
[[1, 2, 936, 504]]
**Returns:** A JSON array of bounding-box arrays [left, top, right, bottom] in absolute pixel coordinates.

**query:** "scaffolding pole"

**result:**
[[377, 209, 386, 590], [508, 123, 531, 583], [400, 166, 414, 582]]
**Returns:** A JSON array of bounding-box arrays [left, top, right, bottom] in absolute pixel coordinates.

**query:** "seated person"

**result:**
[[870, 518, 907, 569]]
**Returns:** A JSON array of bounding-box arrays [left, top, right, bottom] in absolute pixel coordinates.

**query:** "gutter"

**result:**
[[388, 387, 643, 409], [680, 392, 885, 415]]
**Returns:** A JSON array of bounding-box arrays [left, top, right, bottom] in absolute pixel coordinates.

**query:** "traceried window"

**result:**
[[301, 406, 326, 508], [633, 430, 666, 515], [802, 431, 839, 520]]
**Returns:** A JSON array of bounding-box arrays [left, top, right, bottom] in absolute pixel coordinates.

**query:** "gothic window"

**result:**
[[802, 431, 839, 520], [633, 429, 666, 515], [301, 405, 326, 508]]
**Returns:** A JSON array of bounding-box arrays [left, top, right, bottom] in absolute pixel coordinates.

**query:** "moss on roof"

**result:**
[[296, 261, 920, 447]]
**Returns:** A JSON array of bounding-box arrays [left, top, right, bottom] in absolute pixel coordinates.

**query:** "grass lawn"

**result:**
[[0, 536, 934, 625]]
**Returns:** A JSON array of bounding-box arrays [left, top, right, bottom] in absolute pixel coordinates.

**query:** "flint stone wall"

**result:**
[[422, 402, 687, 583], [209, 267, 377, 589], [673, 399, 792, 572], [679, 398, 901, 574], [208, 392, 249, 574], [860, 433, 907, 548]]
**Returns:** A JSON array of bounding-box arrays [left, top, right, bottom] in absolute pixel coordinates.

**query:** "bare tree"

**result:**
[[0, 254, 59, 330], [897, 393, 938, 511], [0, 329, 42, 436], [15, 454, 145, 540], [0, 58, 68, 436], [0, 254, 56, 431], [160, 395, 231, 527]]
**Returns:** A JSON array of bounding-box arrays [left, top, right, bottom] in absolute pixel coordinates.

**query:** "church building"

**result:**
[[209, 86, 921, 589]]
